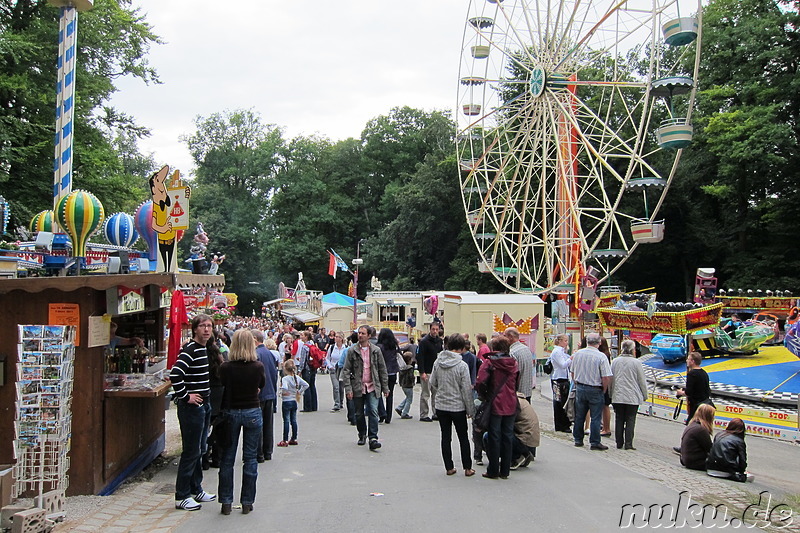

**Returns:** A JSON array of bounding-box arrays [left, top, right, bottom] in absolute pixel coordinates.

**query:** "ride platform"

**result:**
[[639, 346, 800, 441]]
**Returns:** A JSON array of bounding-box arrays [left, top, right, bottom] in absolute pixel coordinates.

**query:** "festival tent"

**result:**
[[322, 291, 366, 307]]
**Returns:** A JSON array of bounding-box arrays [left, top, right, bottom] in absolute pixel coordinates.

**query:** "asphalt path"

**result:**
[[156, 374, 799, 533]]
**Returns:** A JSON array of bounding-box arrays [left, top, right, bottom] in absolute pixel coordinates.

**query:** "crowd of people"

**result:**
[[167, 315, 751, 516]]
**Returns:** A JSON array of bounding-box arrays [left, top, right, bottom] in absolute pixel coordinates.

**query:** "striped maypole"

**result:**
[[49, 0, 93, 221]]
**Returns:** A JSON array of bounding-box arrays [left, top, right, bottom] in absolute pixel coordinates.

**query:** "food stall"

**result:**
[[0, 272, 223, 496]]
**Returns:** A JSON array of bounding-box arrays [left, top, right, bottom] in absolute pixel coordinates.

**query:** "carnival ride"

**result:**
[[457, 0, 702, 293]]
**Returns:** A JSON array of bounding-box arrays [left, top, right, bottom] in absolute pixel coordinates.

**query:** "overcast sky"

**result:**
[[109, 1, 467, 178]]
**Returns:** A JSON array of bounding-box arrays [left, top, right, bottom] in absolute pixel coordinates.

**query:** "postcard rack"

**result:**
[[13, 324, 76, 504]]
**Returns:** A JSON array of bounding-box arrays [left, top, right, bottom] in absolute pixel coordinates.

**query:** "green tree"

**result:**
[[183, 109, 284, 313], [0, 0, 160, 228]]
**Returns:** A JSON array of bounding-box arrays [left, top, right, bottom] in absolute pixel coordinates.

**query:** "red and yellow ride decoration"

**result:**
[[596, 303, 724, 334]]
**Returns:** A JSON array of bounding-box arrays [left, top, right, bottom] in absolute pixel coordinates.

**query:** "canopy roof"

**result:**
[[322, 291, 366, 307]]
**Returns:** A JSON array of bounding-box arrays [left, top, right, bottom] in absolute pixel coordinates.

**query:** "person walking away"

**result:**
[[549, 334, 572, 433], [203, 334, 225, 469], [680, 404, 715, 471], [417, 323, 443, 422], [429, 333, 475, 477], [342, 325, 389, 450], [571, 333, 613, 451], [395, 351, 415, 419], [504, 327, 535, 402], [170, 314, 216, 511], [475, 336, 519, 479], [252, 330, 278, 462], [377, 328, 400, 423], [326, 332, 347, 412], [278, 360, 309, 447], [217, 330, 265, 515], [706, 418, 753, 482], [609, 339, 648, 450], [297, 331, 318, 412]]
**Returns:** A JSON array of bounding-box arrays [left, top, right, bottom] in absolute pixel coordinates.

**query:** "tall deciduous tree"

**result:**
[[183, 109, 284, 313], [0, 0, 160, 227]]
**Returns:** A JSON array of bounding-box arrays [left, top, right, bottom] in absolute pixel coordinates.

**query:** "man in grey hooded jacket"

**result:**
[[430, 333, 476, 476]]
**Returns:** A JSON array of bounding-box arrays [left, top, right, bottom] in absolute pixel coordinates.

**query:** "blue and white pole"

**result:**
[[49, 0, 93, 225]]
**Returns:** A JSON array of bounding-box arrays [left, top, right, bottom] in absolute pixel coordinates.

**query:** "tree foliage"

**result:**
[[0, 0, 160, 230]]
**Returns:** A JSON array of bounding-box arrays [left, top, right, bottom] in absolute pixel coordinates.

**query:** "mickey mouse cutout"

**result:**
[[149, 165, 190, 272]]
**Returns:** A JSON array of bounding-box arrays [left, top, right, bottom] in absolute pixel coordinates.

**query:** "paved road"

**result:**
[[56, 374, 800, 532]]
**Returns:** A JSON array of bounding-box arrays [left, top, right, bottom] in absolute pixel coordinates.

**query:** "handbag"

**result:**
[[565, 386, 576, 422], [542, 359, 553, 375]]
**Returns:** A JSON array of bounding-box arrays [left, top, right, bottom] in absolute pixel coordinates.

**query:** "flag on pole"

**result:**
[[328, 251, 337, 277], [330, 248, 349, 272], [348, 281, 355, 298]]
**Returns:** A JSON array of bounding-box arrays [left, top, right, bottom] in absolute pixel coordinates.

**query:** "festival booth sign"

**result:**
[[596, 303, 724, 334]]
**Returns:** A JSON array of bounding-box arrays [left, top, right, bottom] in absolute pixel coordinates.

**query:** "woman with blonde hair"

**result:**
[[217, 329, 266, 515], [679, 403, 715, 471]]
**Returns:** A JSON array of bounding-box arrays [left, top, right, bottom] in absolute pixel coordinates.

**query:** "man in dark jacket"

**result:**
[[417, 323, 443, 422], [253, 329, 278, 462]]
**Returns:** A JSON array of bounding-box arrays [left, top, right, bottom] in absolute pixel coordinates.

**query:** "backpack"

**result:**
[[307, 344, 326, 371]]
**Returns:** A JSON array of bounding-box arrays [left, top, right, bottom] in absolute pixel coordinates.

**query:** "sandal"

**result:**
[[446, 468, 457, 476], [465, 469, 475, 477]]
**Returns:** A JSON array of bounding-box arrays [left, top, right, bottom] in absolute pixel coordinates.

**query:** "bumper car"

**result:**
[[650, 334, 686, 364]]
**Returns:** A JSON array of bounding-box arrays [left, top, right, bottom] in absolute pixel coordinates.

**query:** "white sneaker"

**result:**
[[195, 491, 217, 502], [175, 497, 201, 511]]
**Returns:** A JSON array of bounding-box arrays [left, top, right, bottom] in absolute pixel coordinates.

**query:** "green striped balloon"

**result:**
[[56, 190, 105, 257], [29, 210, 55, 233]]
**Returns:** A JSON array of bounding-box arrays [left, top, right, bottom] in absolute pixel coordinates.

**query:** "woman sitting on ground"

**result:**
[[679, 403, 715, 470], [706, 418, 752, 482]]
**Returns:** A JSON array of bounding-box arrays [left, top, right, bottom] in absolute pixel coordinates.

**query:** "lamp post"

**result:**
[[352, 239, 365, 328]]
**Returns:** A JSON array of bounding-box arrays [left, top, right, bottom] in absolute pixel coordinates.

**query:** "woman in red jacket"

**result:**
[[475, 336, 519, 479]]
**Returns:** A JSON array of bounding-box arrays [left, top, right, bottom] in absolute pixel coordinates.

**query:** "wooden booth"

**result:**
[[0, 273, 224, 496]]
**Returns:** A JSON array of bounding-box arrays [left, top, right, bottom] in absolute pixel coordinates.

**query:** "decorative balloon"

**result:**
[[56, 190, 105, 258], [0, 196, 9, 235], [30, 210, 55, 233], [103, 212, 139, 248], [134, 200, 157, 261]]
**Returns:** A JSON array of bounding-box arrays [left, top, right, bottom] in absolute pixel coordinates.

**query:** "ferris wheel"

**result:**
[[457, 0, 702, 293]]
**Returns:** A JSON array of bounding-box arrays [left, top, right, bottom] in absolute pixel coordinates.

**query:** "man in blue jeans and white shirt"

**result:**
[[570, 333, 613, 451], [170, 314, 217, 510]]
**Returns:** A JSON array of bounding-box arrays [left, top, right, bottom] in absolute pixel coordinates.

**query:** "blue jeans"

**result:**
[[175, 400, 211, 500], [353, 392, 380, 440], [218, 407, 262, 506], [282, 400, 298, 441], [396, 387, 414, 416], [573, 384, 604, 446]]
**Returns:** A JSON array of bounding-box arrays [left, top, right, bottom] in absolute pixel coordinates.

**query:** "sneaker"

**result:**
[[277, 441, 288, 447], [288, 440, 298, 445], [400, 414, 413, 419], [510, 455, 527, 470], [176, 497, 202, 511], [672, 446, 682, 455], [574, 442, 584, 447], [395, 408, 402, 416], [475, 458, 484, 466], [195, 491, 216, 502], [590, 443, 609, 451], [419, 417, 432, 422], [369, 439, 382, 450], [521, 453, 534, 467]]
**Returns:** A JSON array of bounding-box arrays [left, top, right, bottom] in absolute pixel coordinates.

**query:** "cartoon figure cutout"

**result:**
[[149, 165, 190, 272]]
